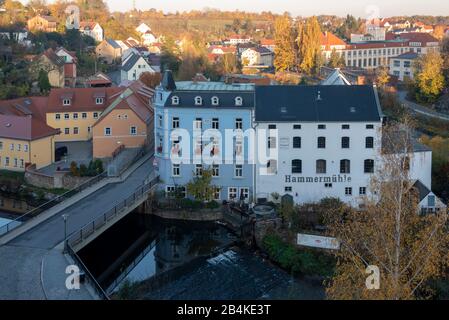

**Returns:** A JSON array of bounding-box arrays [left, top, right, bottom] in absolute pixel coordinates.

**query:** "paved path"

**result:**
[[0, 156, 153, 299], [397, 91, 449, 121]]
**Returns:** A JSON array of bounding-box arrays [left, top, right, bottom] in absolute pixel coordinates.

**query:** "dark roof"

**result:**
[[255, 85, 382, 122], [412, 180, 431, 202], [122, 53, 145, 72], [161, 70, 176, 91], [106, 38, 121, 49], [164, 88, 254, 109], [393, 52, 419, 60]]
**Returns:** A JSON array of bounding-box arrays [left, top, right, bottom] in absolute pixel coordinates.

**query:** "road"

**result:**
[[0, 157, 153, 299], [397, 91, 449, 121]]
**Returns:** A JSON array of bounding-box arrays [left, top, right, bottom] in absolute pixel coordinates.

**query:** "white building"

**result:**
[[120, 52, 155, 82], [389, 52, 418, 81], [228, 35, 252, 45], [241, 47, 273, 67], [79, 22, 103, 42], [136, 23, 151, 35], [253, 85, 434, 207]]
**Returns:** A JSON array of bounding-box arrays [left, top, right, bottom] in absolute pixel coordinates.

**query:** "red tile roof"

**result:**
[[260, 39, 275, 46], [0, 97, 59, 140], [386, 32, 439, 44], [320, 32, 347, 50], [46, 87, 124, 113]]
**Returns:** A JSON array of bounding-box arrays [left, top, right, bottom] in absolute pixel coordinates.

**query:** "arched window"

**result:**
[[364, 159, 374, 173], [341, 137, 350, 149], [211, 96, 219, 106], [194, 96, 202, 105], [235, 96, 243, 106], [293, 137, 301, 149], [317, 137, 326, 149], [171, 96, 179, 105], [292, 159, 302, 173], [316, 159, 326, 174], [340, 159, 351, 174]]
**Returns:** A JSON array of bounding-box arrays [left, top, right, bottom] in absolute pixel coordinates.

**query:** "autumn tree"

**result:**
[[375, 66, 391, 89], [298, 16, 322, 75], [139, 72, 162, 88], [186, 168, 218, 202], [273, 14, 296, 72], [414, 52, 445, 103], [326, 119, 449, 300], [160, 36, 181, 74], [328, 48, 345, 68]]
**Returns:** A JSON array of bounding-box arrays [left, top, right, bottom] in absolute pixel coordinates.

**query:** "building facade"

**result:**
[[96, 39, 122, 64], [27, 15, 57, 33], [154, 72, 255, 202], [121, 53, 155, 82], [389, 52, 419, 81], [79, 22, 104, 42]]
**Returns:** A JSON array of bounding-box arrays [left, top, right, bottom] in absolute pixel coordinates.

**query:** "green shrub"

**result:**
[[262, 234, 335, 277], [205, 200, 220, 209]]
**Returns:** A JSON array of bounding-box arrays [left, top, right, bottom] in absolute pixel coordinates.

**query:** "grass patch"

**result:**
[[262, 234, 335, 278]]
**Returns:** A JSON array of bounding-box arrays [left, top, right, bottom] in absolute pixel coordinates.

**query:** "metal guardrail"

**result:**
[[65, 174, 159, 300], [67, 175, 159, 248], [0, 172, 107, 237], [66, 243, 110, 300]]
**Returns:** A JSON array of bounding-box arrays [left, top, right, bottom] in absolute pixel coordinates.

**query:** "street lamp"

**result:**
[[62, 214, 69, 253]]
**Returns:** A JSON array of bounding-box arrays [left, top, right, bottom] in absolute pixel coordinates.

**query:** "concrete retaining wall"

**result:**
[[25, 165, 91, 190]]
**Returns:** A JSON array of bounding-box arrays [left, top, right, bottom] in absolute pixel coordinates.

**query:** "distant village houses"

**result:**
[[79, 21, 104, 42], [27, 15, 57, 33]]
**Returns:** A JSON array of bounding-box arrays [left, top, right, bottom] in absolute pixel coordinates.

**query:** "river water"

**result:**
[[78, 211, 325, 300]]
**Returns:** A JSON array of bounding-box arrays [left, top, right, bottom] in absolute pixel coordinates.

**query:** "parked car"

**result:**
[[55, 146, 68, 162]]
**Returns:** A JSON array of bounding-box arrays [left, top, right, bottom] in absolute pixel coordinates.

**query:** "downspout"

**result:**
[[252, 93, 258, 206]]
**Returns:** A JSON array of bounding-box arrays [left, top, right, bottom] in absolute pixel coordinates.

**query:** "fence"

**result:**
[[65, 174, 159, 300], [0, 172, 107, 237], [67, 175, 159, 248]]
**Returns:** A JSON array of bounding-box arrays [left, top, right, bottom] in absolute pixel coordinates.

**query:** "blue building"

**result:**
[[153, 71, 255, 202]]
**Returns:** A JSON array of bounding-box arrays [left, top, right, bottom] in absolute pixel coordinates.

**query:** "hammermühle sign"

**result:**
[[285, 174, 352, 183]]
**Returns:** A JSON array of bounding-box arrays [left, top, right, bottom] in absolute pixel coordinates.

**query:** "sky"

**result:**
[[102, 0, 449, 18]]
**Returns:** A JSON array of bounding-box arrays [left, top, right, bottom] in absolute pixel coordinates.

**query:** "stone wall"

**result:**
[[25, 165, 91, 190], [139, 202, 223, 221], [253, 217, 283, 248]]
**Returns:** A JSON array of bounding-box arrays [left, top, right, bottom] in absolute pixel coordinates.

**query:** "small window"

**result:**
[[195, 164, 203, 176], [24, 144, 28, 152], [9, 143, 13, 150], [285, 186, 292, 192], [292, 159, 302, 173], [130, 126, 137, 135], [64, 128, 69, 135], [55, 114, 61, 120], [172, 117, 179, 129], [268, 124, 276, 129], [318, 124, 326, 129], [365, 137, 374, 148], [359, 187, 366, 195], [93, 112, 99, 119], [96, 97, 104, 104], [64, 113, 69, 120], [63, 99, 71, 106], [73, 127, 79, 134], [82, 113, 87, 119], [342, 124, 350, 129], [194, 96, 203, 106], [345, 187, 352, 196], [211, 96, 219, 106], [212, 118, 219, 129], [172, 164, 180, 176], [317, 137, 326, 149], [341, 137, 350, 149], [293, 137, 301, 149], [235, 118, 243, 130], [366, 124, 374, 129], [235, 96, 243, 106], [340, 159, 351, 174], [73, 113, 78, 120], [364, 159, 374, 173], [194, 118, 202, 129], [228, 187, 238, 200], [104, 127, 111, 136], [293, 124, 301, 130], [234, 164, 243, 177], [316, 159, 326, 174], [268, 136, 276, 149], [325, 183, 333, 188], [171, 96, 179, 105], [212, 164, 219, 177]]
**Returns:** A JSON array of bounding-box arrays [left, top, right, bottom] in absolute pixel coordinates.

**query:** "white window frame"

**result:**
[[63, 99, 71, 106], [73, 127, 79, 135], [130, 126, 137, 135], [82, 113, 87, 119], [93, 112, 99, 119], [235, 96, 243, 106], [235, 118, 243, 129], [195, 164, 203, 176], [228, 187, 238, 200], [172, 117, 180, 129], [171, 96, 179, 105], [211, 96, 219, 106], [234, 164, 243, 177], [104, 127, 111, 136], [172, 164, 180, 177], [73, 113, 78, 120], [64, 113, 70, 120], [212, 164, 219, 177], [55, 113, 61, 120]]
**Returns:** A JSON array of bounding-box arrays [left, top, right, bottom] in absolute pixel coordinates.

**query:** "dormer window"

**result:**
[[235, 96, 243, 106], [171, 96, 179, 105], [96, 97, 104, 105], [194, 96, 203, 106], [211, 96, 219, 106], [63, 99, 71, 106]]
